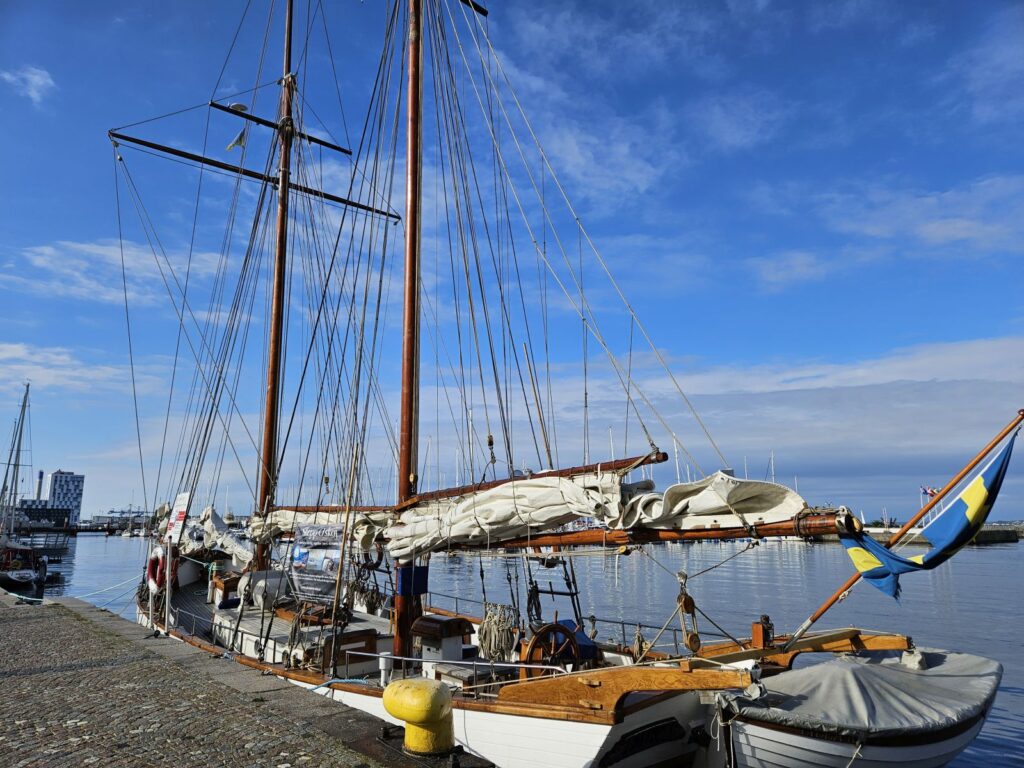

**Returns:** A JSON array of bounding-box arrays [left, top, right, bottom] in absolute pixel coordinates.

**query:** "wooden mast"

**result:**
[[254, 0, 296, 571], [394, 0, 425, 657]]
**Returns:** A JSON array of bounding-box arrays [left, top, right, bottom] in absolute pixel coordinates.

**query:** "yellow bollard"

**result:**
[[382, 678, 455, 755]]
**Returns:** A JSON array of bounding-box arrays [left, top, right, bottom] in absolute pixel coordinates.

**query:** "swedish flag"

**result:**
[[840, 434, 1016, 599]]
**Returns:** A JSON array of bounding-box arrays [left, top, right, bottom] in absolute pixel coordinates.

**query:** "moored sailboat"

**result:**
[[1, 384, 48, 592], [114, 2, 1016, 766]]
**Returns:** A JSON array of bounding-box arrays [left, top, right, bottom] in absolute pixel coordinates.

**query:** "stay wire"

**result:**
[[113, 150, 149, 511], [462, 3, 728, 470]]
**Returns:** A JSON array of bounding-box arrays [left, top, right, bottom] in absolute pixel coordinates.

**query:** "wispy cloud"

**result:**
[[503, 2, 726, 81], [687, 87, 792, 152], [815, 175, 1024, 254], [0, 342, 151, 396], [1, 239, 223, 306], [746, 249, 832, 291], [941, 6, 1024, 126], [750, 174, 1024, 259], [806, 0, 895, 35], [655, 336, 1024, 396], [0, 65, 56, 106]]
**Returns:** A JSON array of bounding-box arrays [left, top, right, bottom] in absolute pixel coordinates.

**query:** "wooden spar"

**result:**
[[493, 510, 856, 550], [785, 407, 1024, 649], [395, 450, 668, 512], [253, 0, 296, 571], [207, 101, 352, 155], [107, 132, 398, 219], [394, 0, 424, 658], [272, 452, 668, 516], [270, 504, 389, 513]]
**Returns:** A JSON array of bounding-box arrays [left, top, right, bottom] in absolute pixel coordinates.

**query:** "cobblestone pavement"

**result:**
[[0, 596, 388, 768]]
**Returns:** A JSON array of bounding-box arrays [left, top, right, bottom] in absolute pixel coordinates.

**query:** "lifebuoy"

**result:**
[[146, 546, 179, 592], [146, 547, 165, 592]]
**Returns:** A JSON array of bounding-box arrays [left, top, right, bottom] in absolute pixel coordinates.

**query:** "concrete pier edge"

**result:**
[[0, 591, 477, 767]]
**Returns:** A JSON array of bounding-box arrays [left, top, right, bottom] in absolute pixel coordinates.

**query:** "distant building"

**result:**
[[16, 469, 85, 527]]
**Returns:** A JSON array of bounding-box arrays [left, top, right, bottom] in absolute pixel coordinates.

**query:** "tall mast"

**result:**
[[255, 0, 295, 570], [398, 0, 423, 505], [394, 0, 424, 658]]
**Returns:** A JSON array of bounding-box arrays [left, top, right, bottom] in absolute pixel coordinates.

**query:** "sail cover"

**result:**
[[242, 472, 808, 562], [385, 472, 620, 562], [610, 471, 807, 530], [383, 471, 808, 561]]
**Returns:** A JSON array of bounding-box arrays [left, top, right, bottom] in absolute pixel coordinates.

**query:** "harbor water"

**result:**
[[34, 533, 1024, 765]]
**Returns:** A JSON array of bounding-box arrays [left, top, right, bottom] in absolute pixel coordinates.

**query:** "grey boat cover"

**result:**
[[723, 649, 1002, 740]]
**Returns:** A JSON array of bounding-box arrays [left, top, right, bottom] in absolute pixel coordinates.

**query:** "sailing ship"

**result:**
[[1, 384, 48, 591], [115, 2, 1015, 766]]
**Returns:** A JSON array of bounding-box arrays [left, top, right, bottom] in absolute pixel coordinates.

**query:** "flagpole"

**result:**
[[785, 408, 1024, 650]]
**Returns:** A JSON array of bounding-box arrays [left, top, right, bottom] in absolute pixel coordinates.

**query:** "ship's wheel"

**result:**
[[521, 622, 581, 678]]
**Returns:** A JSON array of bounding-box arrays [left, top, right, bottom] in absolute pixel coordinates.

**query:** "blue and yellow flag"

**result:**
[[839, 434, 1016, 599]]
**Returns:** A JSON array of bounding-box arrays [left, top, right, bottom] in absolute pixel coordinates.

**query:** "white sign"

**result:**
[[165, 491, 191, 544]]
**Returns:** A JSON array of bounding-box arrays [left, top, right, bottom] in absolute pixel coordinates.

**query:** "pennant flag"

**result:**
[[226, 127, 247, 151], [840, 433, 1016, 599]]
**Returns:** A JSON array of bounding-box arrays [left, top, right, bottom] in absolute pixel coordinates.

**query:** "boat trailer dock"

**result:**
[[0, 592, 489, 767]]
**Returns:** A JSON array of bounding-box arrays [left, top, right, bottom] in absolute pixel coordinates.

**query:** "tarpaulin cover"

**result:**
[[723, 649, 1002, 740]]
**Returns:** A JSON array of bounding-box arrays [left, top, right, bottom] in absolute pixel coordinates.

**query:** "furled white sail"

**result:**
[[199, 505, 254, 567], [242, 472, 806, 562], [384, 472, 621, 562], [610, 471, 807, 531]]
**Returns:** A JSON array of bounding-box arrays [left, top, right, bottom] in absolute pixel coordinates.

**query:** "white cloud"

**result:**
[[746, 249, 831, 291], [542, 336, 1024, 515], [2, 239, 223, 306], [815, 175, 1024, 254], [942, 6, 1024, 126], [687, 88, 792, 152], [502, 2, 725, 81], [653, 337, 1024, 396], [0, 342, 157, 396], [806, 0, 894, 34], [752, 174, 1024, 260], [0, 65, 56, 106]]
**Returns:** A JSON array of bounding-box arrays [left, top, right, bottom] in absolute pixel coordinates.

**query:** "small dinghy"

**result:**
[[721, 648, 1002, 768]]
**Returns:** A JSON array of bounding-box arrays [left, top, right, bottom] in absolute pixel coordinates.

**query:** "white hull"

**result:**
[[310, 678, 704, 768], [137, 605, 703, 768], [0, 569, 39, 587], [138, 586, 995, 768], [731, 717, 985, 768]]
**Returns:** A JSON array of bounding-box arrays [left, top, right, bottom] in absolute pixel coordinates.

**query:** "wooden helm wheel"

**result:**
[[522, 622, 581, 678]]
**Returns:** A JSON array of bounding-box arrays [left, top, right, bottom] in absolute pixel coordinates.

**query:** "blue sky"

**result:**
[[0, 0, 1021, 521]]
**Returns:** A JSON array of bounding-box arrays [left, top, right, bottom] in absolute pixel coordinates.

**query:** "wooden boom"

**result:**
[[494, 510, 856, 550]]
